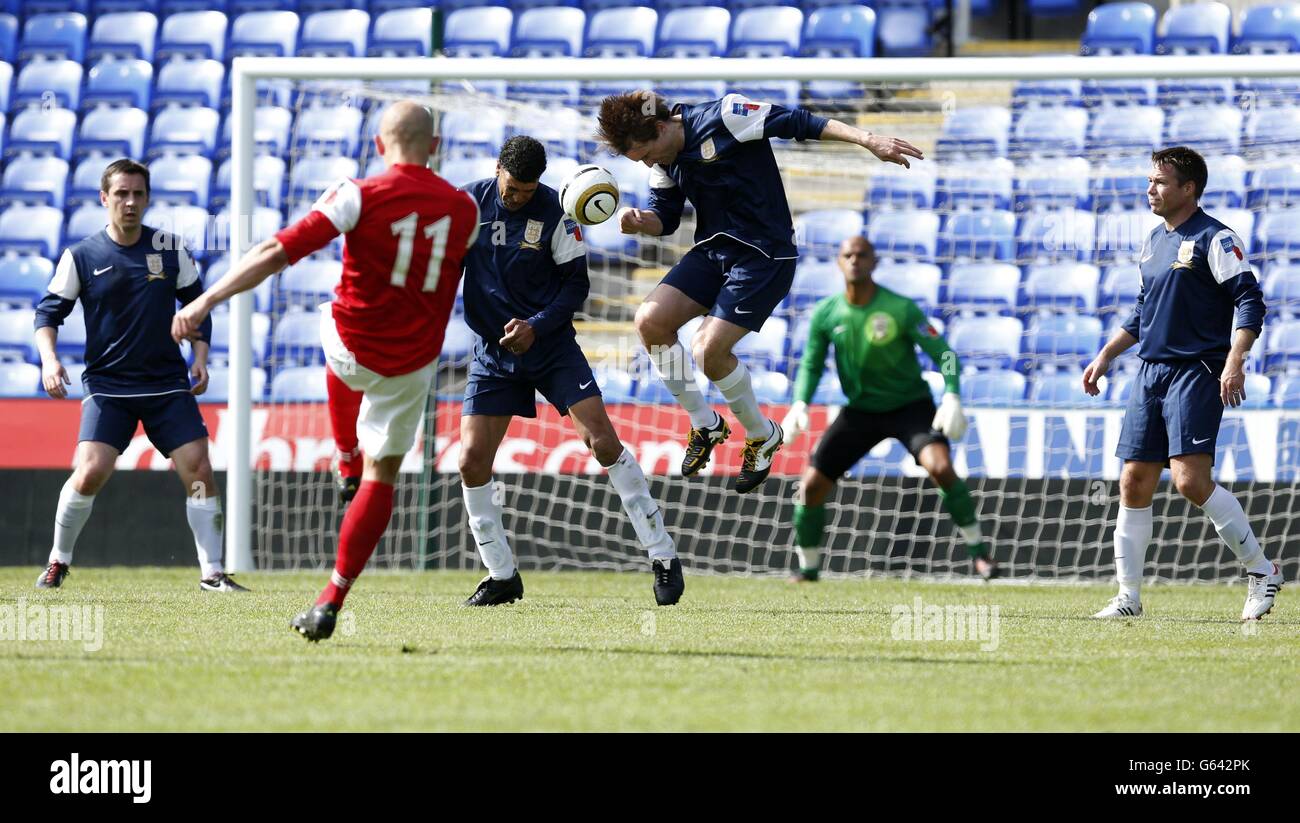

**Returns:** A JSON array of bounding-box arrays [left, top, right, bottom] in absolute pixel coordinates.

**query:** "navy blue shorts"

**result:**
[[79, 391, 208, 457], [660, 238, 796, 332], [464, 339, 600, 418], [1117, 359, 1225, 463]]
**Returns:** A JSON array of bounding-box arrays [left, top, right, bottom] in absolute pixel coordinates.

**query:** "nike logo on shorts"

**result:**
[[93, 266, 112, 276], [1193, 437, 1211, 445], [734, 308, 752, 315], [579, 381, 593, 390]]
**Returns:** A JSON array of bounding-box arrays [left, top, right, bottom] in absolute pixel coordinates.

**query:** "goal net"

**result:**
[[221, 55, 1300, 583]]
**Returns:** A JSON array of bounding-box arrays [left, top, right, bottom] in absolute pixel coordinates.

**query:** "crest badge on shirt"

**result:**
[[522, 219, 544, 250], [1173, 240, 1196, 269], [145, 253, 166, 281], [700, 137, 717, 162]]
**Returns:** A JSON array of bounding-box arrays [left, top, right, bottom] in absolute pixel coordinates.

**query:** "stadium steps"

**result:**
[[957, 39, 1080, 56]]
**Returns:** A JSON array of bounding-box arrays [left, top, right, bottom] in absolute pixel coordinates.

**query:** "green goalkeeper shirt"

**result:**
[[793, 287, 961, 413]]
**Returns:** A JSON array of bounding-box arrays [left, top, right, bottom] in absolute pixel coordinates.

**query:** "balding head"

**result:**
[[376, 100, 436, 167], [837, 235, 876, 286]]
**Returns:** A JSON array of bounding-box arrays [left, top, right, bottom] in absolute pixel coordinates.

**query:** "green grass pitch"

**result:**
[[2, 567, 1296, 732]]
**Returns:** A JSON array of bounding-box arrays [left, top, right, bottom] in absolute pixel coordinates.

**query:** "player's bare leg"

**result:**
[[459, 413, 524, 606], [172, 436, 246, 592], [37, 440, 117, 589], [636, 284, 730, 475], [790, 466, 834, 582], [695, 316, 782, 493], [1171, 453, 1281, 619], [569, 395, 683, 605], [1094, 459, 1161, 618], [917, 442, 996, 580], [325, 365, 364, 504]]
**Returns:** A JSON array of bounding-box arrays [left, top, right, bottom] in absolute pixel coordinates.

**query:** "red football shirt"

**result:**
[[275, 163, 480, 376]]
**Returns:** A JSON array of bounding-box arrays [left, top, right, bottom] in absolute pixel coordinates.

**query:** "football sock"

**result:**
[[1199, 485, 1271, 574], [715, 362, 770, 439], [937, 478, 987, 558], [1114, 504, 1152, 600], [49, 477, 93, 565], [325, 366, 363, 456], [793, 503, 826, 571], [317, 480, 394, 609], [185, 496, 225, 579], [463, 480, 516, 580], [650, 342, 715, 429], [603, 447, 675, 561]]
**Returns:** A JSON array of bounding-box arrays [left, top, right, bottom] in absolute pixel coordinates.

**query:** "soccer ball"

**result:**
[[559, 165, 620, 226]]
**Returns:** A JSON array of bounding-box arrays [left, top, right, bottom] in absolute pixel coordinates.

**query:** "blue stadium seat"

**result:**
[[1242, 106, 1300, 155], [750, 369, 791, 404], [18, 12, 86, 64], [280, 258, 340, 308], [876, 1, 930, 57], [511, 6, 584, 56], [0, 204, 60, 256], [1014, 157, 1091, 211], [149, 105, 220, 158], [289, 155, 357, 205], [0, 61, 12, 111], [300, 8, 369, 57], [585, 6, 656, 56], [230, 0, 299, 12], [727, 5, 800, 56], [582, 216, 637, 264], [1256, 208, 1300, 259], [1081, 0, 1154, 54], [940, 209, 1016, 262], [0, 360, 38, 395], [1094, 209, 1160, 264], [1011, 106, 1087, 158], [1087, 105, 1163, 156], [75, 105, 147, 160], [514, 107, 584, 159], [1082, 77, 1157, 108], [436, 156, 496, 189], [220, 105, 293, 159], [1156, 1, 1231, 55], [867, 159, 936, 210], [732, 315, 787, 371], [794, 209, 863, 259], [656, 6, 729, 56], [6, 106, 75, 159], [203, 365, 267, 403], [271, 310, 325, 367], [946, 262, 1020, 316], [142, 203, 207, 254], [599, 153, 652, 208], [788, 257, 840, 309], [936, 106, 1010, 159], [292, 104, 363, 157], [148, 154, 211, 206], [1022, 313, 1102, 370], [161, 0, 230, 15], [65, 201, 105, 245], [14, 59, 82, 109], [88, 11, 157, 62], [270, 365, 327, 401], [24, 0, 91, 13], [157, 10, 226, 61], [962, 368, 1026, 405], [0, 307, 38, 363], [1166, 105, 1242, 155], [1, 154, 67, 208], [935, 158, 1014, 211], [1237, 373, 1273, 409], [213, 205, 281, 252], [369, 0, 432, 12], [1266, 319, 1300, 372], [1090, 157, 1152, 211], [153, 59, 224, 110], [1099, 263, 1141, 315], [1011, 78, 1082, 109], [1017, 208, 1096, 263], [213, 154, 286, 211], [1248, 161, 1300, 210], [444, 7, 512, 56], [440, 107, 507, 157], [868, 210, 939, 260], [1201, 154, 1246, 209], [1263, 263, 1300, 317], [1156, 76, 1234, 108], [589, 365, 635, 404], [947, 315, 1023, 370], [83, 59, 152, 111], [368, 6, 432, 56], [1029, 370, 1104, 407], [229, 10, 300, 58], [209, 311, 271, 368], [799, 4, 873, 100], [1234, 3, 1300, 54], [0, 13, 17, 64], [1274, 373, 1300, 406], [1022, 262, 1101, 314], [203, 254, 274, 314], [0, 255, 52, 307], [874, 261, 941, 312]]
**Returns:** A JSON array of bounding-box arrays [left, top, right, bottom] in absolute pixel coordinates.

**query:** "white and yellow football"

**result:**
[[559, 164, 620, 226]]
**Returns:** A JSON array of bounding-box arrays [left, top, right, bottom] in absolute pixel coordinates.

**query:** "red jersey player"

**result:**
[[173, 101, 479, 641]]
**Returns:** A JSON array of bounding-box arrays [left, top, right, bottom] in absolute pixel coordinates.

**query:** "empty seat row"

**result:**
[[1082, 2, 1300, 57]]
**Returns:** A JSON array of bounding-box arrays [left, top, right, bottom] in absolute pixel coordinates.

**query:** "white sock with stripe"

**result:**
[[1199, 485, 1272, 575], [185, 496, 225, 579], [1114, 504, 1152, 601], [463, 480, 516, 580], [49, 478, 94, 566], [604, 447, 675, 561]]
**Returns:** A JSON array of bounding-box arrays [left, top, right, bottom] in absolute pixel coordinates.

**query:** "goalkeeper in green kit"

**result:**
[[781, 236, 998, 582]]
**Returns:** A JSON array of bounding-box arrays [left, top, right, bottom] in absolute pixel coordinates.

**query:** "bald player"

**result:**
[[175, 101, 481, 641]]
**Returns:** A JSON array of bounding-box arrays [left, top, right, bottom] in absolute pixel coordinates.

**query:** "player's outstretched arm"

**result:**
[[172, 238, 288, 343], [1082, 329, 1138, 396], [818, 119, 925, 168]]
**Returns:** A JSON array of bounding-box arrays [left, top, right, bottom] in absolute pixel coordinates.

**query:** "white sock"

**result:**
[[463, 480, 516, 579], [959, 523, 983, 547], [714, 362, 770, 439], [795, 546, 820, 571], [1114, 504, 1152, 600], [604, 447, 675, 561], [649, 342, 715, 429], [50, 478, 94, 565], [1199, 485, 1271, 574], [185, 496, 225, 579]]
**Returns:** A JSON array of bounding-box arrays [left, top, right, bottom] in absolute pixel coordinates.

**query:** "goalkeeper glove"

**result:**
[[931, 392, 967, 441], [781, 401, 810, 445]]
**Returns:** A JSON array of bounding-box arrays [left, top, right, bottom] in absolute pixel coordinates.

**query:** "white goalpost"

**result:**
[[223, 54, 1300, 582]]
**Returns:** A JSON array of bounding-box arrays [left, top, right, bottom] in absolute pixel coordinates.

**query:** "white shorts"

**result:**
[[319, 303, 434, 459]]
